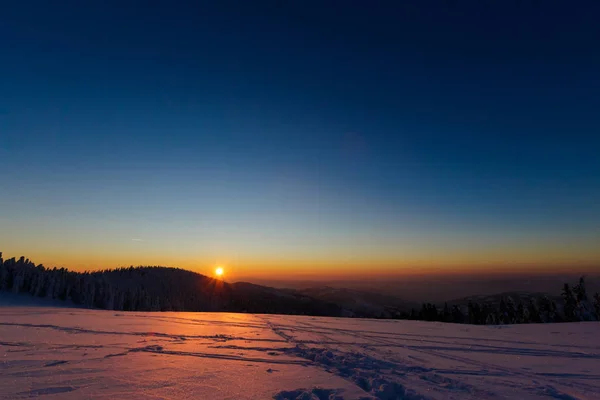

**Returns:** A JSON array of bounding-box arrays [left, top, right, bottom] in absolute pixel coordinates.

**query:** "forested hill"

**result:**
[[0, 252, 343, 316], [2, 252, 599, 325]]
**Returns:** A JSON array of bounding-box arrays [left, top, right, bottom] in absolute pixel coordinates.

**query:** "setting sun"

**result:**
[[215, 267, 224, 277]]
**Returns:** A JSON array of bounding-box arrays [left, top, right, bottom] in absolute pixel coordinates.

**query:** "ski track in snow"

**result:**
[[0, 307, 599, 399]]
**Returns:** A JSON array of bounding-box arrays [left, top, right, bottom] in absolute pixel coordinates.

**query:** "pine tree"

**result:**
[[45, 273, 55, 299], [161, 296, 172, 312], [468, 301, 482, 324], [123, 289, 134, 311], [409, 308, 418, 320], [12, 269, 25, 294], [562, 283, 577, 322], [538, 296, 550, 322], [516, 302, 526, 324], [70, 275, 84, 305], [506, 297, 517, 324], [550, 299, 561, 322], [35, 269, 45, 297], [84, 277, 96, 308], [442, 302, 451, 322], [151, 296, 161, 311], [499, 298, 508, 324], [573, 276, 595, 321], [115, 290, 125, 311], [527, 299, 541, 323], [105, 284, 115, 310], [451, 305, 464, 323], [485, 311, 497, 325], [479, 304, 491, 325], [53, 269, 64, 300]]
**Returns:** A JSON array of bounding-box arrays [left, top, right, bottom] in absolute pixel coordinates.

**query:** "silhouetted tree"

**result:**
[[594, 293, 600, 320], [506, 297, 517, 324], [573, 276, 595, 321], [516, 302, 526, 324], [562, 283, 577, 322], [527, 299, 542, 323], [499, 298, 508, 324], [451, 305, 464, 324], [574, 276, 588, 302], [468, 301, 482, 324], [419, 303, 440, 321], [442, 302, 452, 322]]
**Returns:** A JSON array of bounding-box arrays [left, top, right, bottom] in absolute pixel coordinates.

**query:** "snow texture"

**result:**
[[1, 305, 599, 399]]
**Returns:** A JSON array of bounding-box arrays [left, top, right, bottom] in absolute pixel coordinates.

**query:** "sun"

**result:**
[[215, 267, 224, 277]]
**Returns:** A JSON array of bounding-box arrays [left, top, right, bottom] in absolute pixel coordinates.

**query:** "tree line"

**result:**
[[389, 276, 600, 324], [0, 252, 342, 316], [1, 252, 598, 324]]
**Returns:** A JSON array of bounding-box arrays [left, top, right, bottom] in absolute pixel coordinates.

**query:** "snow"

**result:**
[[1, 306, 599, 399], [0, 292, 76, 308]]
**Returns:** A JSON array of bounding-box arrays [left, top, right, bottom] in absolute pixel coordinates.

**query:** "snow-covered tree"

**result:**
[[562, 283, 577, 322], [516, 302, 526, 323], [573, 276, 596, 321], [527, 299, 541, 323]]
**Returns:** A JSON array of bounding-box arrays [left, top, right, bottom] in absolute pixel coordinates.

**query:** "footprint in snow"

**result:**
[[17, 386, 76, 396], [44, 360, 68, 367]]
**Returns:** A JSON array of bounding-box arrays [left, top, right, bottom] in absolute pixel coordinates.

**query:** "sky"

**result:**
[[1, 1, 600, 280]]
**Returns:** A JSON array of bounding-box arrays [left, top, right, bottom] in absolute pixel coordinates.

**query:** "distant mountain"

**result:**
[[295, 286, 419, 318], [254, 274, 600, 304], [227, 281, 348, 316]]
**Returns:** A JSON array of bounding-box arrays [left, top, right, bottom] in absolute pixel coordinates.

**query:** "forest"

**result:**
[[1, 252, 599, 324]]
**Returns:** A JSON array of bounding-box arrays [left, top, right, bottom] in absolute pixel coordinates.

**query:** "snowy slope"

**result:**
[[0, 307, 599, 399]]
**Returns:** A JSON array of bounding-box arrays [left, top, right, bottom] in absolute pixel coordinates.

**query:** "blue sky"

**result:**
[[1, 1, 599, 277]]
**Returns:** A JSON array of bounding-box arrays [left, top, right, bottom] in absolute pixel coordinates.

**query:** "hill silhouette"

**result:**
[[1, 252, 599, 324], [0, 252, 343, 316]]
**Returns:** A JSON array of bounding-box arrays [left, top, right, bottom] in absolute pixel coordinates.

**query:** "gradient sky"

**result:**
[[1, 1, 600, 280]]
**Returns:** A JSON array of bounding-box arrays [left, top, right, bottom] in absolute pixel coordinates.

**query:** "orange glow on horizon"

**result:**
[[1, 245, 599, 280]]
